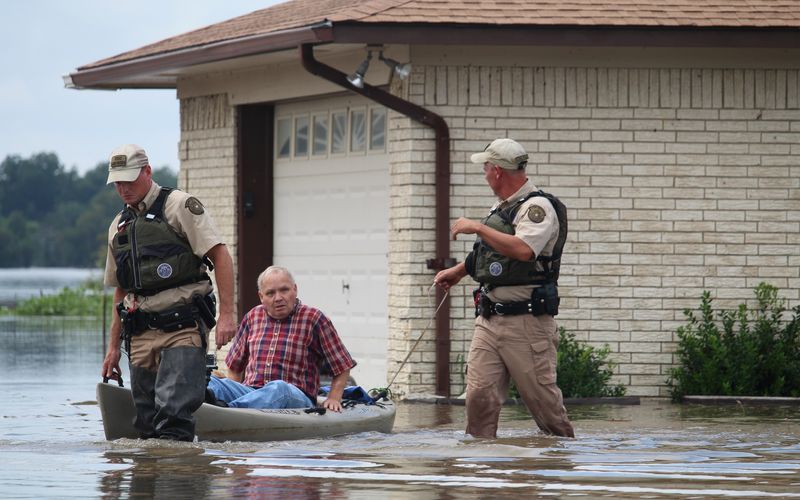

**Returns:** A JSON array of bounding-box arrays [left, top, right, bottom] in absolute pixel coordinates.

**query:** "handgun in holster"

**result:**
[[116, 302, 136, 355], [193, 293, 217, 330], [473, 287, 492, 319]]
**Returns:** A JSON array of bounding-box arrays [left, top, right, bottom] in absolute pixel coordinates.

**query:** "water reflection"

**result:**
[[101, 447, 223, 499], [1, 318, 800, 498]]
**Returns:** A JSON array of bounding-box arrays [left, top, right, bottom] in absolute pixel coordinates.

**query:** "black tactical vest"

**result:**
[[467, 190, 567, 287], [111, 187, 209, 296]]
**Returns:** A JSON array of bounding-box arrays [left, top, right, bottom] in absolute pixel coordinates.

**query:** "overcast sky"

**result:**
[[1, 0, 284, 174]]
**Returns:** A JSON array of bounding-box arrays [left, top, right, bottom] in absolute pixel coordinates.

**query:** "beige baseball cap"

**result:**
[[106, 144, 149, 184], [470, 138, 529, 170]]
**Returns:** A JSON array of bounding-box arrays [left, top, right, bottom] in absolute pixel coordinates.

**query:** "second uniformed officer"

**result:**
[[100, 144, 236, 441], [434, 138, 574, 438]]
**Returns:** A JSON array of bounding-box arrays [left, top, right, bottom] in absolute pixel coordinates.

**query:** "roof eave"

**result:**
[[66, 23, 800, 90], [66, 23, 335, 90]]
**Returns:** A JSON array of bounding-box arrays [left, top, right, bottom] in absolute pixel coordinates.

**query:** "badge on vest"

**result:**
[[489, 261, 503, 276], [157, 263, 174, 279]]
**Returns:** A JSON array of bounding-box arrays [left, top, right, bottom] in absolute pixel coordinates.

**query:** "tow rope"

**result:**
[[371, 285, 449, 399]]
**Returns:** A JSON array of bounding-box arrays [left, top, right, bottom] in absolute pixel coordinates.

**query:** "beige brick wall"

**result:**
[[178, 94, 237, 355], [388, 65, 800, 397]]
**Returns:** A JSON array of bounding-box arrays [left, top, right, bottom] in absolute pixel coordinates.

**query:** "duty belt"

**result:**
[[117, 293, 216, 339], [475, 291, 533, 318]]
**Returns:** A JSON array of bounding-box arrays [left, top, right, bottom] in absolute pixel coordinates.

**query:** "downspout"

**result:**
[[301, 43, 453, 397]]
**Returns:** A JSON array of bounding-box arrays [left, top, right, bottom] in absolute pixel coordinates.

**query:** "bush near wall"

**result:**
[[668, 283, 800, 402], [510, 328, 626, 399]]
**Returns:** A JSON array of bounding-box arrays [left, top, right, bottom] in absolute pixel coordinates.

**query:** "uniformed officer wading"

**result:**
[[100, 144, 236, 441], [434, 138, 575, 438]]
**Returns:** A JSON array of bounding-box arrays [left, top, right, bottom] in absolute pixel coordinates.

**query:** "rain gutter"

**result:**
[[300, 43, 453, 398]]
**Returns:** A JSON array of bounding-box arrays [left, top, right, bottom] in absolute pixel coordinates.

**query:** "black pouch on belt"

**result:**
[[531, 282, 560, 316]]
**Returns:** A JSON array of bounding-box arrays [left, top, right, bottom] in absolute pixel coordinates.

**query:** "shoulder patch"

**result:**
[[185, 197, 205, 215], [527, 205, 546, 223]]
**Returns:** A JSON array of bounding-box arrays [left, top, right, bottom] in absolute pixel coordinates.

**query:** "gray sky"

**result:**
[[0, 0, 283, 174]]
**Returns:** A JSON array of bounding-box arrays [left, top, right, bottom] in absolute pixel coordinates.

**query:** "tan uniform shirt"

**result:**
[[104, 182, 223, 312], [485, 180, 559, 303]]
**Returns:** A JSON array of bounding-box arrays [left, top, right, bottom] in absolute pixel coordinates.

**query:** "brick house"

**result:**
[[68, 0, 800, 398]]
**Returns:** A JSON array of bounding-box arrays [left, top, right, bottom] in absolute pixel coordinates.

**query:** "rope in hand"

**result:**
[[382, 284, 449, 393]]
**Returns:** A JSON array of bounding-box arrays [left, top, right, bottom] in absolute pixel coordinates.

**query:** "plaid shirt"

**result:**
[[225, 300, 356, 399]]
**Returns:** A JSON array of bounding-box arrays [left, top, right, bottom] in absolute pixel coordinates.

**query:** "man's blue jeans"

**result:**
[[208, 376, 314, 409]]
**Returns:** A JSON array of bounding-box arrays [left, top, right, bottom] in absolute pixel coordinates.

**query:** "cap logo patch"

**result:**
[[157, 263, 173, 279], [527, 205, 546, 223], [110, 155, 128, 168]]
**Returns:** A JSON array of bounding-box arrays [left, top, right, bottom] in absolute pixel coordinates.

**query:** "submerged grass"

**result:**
[[0, 278, 111, 317]]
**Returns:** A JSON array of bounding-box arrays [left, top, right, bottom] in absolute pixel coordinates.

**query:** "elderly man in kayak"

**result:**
[[208, 266, 356, 411]]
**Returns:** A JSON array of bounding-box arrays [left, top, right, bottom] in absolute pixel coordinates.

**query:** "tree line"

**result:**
[[0, 152, 176, 268]]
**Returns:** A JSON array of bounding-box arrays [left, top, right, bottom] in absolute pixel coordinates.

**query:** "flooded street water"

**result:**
[[1, 318, 799, 498]]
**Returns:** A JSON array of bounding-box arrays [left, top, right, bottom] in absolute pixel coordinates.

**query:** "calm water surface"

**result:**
[[1, 317, 799, 498]]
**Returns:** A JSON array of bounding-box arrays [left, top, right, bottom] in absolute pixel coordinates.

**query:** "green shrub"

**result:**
[[668, 283, 800, 402], [510, 327, 626, 399]]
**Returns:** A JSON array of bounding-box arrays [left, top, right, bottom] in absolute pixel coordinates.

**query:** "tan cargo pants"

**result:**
[[465, 313, 574, 438]]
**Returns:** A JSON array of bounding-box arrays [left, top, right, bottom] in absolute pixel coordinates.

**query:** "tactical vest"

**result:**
[[112, 187, 209, 296], [467, 190, 567, 287]]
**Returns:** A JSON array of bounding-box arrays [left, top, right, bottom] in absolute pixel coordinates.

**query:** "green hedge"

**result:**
[[511, 327, 626, 399], [668, 283, 800, 401]]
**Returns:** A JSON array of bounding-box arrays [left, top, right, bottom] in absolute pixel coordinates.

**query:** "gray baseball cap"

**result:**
[[107, 144, 148, 184], [471, 138, 529, 170]]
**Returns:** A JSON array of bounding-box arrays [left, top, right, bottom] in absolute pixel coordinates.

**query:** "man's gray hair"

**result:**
[[257, 265, 295, 292]]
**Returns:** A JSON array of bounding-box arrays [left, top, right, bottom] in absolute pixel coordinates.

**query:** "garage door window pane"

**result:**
[[331, 111, 347, 154], [294, 116, 309, 157], [370, 108, 386, 151], [350, 110, 366, 153], [276, 117, 291, 158], [312, 115, 328, 156]]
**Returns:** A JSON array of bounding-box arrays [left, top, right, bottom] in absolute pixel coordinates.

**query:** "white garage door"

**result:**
[[273, 96, 389, 390]]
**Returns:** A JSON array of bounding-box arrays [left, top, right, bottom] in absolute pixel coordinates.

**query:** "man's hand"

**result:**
[[322, 397, 343, 412], [450, 217, 481, 240], [214, 312, 236, 347], [102, 349, 122, 381], [434, 261, 467, 291]]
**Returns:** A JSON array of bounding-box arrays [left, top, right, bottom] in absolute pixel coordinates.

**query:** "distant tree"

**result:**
[[0, 153, 67, 219], [0, 212, 40, 266], [0, 152, 177, 268], [152, 165, 178, 187]]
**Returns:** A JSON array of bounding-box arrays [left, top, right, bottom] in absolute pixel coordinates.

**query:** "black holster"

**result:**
[[116, 302, 135, 355], [193, 293, 216, 330], [473, 288, 491, 319]]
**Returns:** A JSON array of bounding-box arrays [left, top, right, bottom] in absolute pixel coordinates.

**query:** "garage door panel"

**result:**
[[273, 97, 389, 390]]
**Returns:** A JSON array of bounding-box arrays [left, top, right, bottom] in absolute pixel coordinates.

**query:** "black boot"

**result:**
[[130, 364, 159, 439], [153, 346, 206, 441], [204, 388, 228, 407]]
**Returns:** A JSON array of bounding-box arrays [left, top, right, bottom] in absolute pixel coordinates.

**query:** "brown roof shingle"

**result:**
[[80, 0, 800, 70]]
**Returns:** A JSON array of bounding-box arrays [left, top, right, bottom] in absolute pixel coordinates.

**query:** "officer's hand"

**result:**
[[214, 313, 237, 347], [434, 265, 466, 290], [450, 217, 480, 239], [102, 350, 121, 380]]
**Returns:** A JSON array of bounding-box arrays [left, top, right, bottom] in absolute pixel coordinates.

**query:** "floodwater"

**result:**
[[2, 318, 800, 499]]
